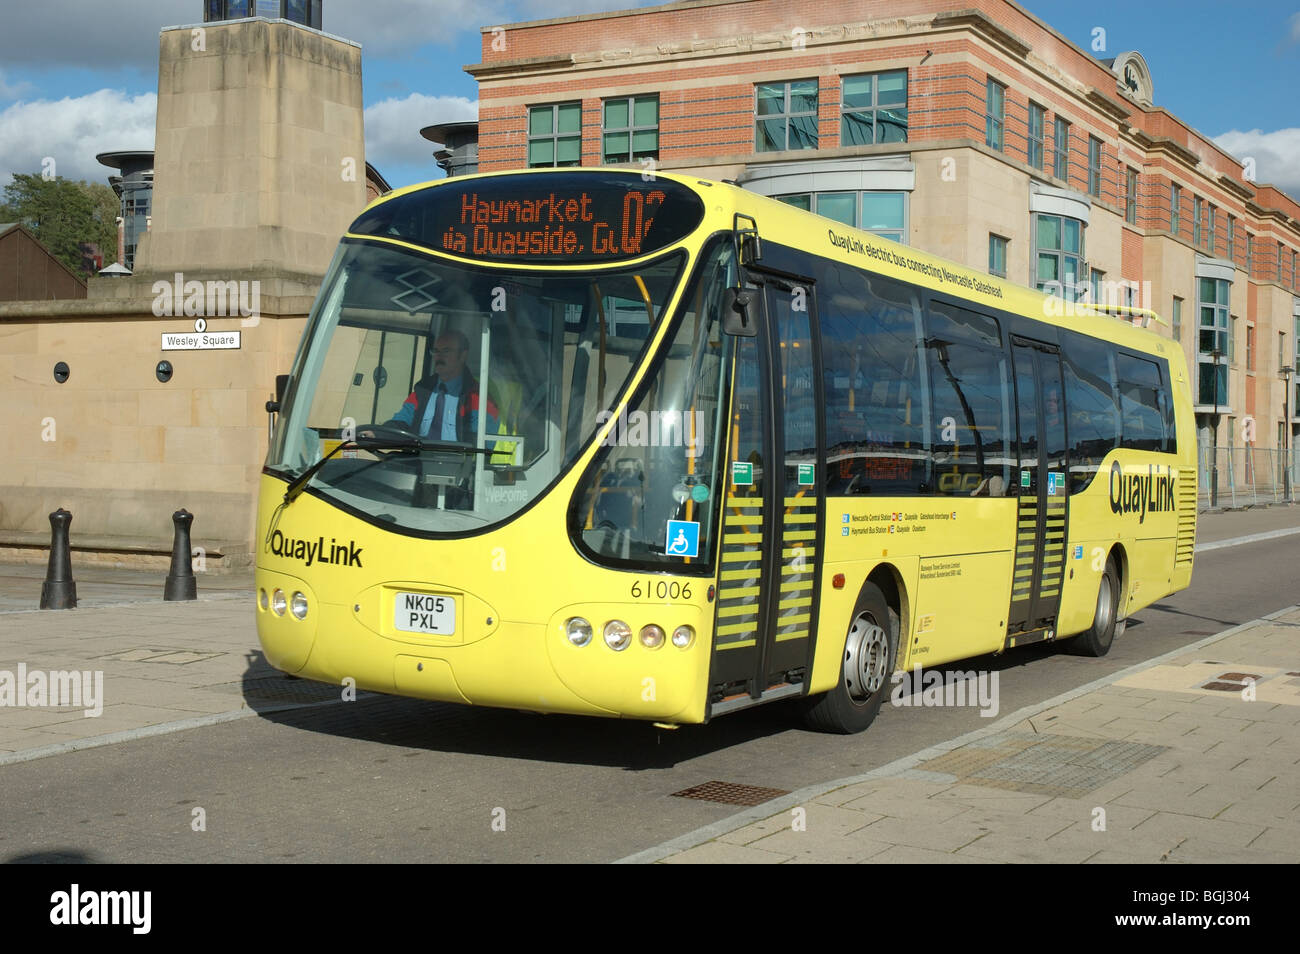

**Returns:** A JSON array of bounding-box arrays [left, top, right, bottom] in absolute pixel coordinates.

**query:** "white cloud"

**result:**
[[1289, 12, 1300, 45], [1212, 128, 1300, 199], [0, 90, 156, 188], [0, 70, 34, 101], [364, 92, 477, 177]]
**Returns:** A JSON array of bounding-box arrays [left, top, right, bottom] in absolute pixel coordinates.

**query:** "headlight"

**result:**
[[290, 591, 309, 620], [258, 588, 268, 611], [603, 620, 632, 651], [639, 624, 666, 649], [671, 625, 695, 649], [271, 588, 287, 617], [565, 617, 593, 647]]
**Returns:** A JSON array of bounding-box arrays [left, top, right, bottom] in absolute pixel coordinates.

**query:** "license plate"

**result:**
[[394, 592, 456, 635]]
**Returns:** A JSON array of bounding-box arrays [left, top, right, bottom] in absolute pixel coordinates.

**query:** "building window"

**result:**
[[1028, 102, 1045, 170], [775, 191, 907, 243], [1279, 242, 1286, 283], [1052, 117, 1070, 180], [1247, 322, 1255, 371], [1197, 277, 1230, 406], [1172, 296, 1182, 342], [1087, 136, 1102, 197], [756, 80, 819, 152], [1036, 213, 1084, 301], [1125, 167, 1138, 225], [985, 79, 1005, 151], [1091, 267, 1106, 304], [1208, 204, 1217, 255], [1246, 233, 1253, 275], [988, 234, 1008, 278], [1227, 215, 1235, 261], [840, 71, 907, 145], [1170, 183, 1181, 235], [1193, 196, 1202, 247], [602, 95, 658, 164], [528, 103, 582, 167]]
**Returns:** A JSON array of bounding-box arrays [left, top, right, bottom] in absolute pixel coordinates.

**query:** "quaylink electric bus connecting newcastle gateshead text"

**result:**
[[256, 168, 1196, 734]]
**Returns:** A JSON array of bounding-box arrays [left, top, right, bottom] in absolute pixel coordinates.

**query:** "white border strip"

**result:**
[[615, 605, 1298, 864], [1195, 526, 1300, 553]]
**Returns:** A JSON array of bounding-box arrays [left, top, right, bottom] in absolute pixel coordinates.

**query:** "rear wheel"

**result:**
[[1070, 556, 1120, 656], [801, 583, 898, 734]]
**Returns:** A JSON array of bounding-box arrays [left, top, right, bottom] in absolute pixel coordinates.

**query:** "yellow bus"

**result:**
[[256, 168, 1196, 733]]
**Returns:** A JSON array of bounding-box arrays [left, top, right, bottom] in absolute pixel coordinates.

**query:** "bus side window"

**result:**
[[1063, 332, 1119, 493]]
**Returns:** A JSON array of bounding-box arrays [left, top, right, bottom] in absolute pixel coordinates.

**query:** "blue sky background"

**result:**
[[0, 0, 1295, 195]]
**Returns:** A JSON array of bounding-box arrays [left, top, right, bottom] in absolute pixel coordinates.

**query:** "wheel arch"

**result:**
[[863, 562, 909, 670]]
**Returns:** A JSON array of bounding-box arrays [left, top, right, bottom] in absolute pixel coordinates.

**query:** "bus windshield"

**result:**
[[267, 238, 686, 534]]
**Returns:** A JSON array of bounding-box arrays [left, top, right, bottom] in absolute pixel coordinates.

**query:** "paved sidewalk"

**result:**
[[0, 565, 351, 763], [638, 607, 1300, 864]]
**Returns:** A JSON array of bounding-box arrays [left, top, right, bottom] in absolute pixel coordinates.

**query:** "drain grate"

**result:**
[[672, 781, 790, 806], [1202, 671, 1259, 692], [920, 732, 1168, 798]]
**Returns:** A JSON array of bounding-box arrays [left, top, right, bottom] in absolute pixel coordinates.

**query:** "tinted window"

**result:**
[[1062, 333, 1119, 492], [926, 307, 1011, 496], [819, 267, 928, 495], [1117, 353, 1172, 452]]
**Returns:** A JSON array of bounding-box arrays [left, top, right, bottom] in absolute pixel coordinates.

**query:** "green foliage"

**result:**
[[0, 173, 120, 278]]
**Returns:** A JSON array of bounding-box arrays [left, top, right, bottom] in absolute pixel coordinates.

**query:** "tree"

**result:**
[[0, 174, 120, 278]]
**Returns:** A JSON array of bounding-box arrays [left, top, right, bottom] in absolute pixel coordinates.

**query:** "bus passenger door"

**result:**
[[708, 276, 824, 716], [1007, 338, 1068, 639]]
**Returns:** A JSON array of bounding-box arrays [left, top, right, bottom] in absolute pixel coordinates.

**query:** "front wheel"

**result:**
[[1070, 556, 1120, 656], [801, 583, 898, 734]]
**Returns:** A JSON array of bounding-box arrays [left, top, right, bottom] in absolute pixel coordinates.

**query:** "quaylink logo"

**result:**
[[1109, 461, 1175, 524], [890, 665, 1000, 718], [265, 530, 363, 568]]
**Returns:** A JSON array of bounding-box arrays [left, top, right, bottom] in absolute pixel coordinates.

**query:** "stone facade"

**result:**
[[0, 17, 365, 565]]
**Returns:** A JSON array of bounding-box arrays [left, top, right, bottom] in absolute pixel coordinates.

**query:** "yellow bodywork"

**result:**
[[256, 169, 1197, 723]]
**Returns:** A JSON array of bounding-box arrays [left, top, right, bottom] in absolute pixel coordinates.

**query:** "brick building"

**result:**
[[468, 0, 1300, 460]]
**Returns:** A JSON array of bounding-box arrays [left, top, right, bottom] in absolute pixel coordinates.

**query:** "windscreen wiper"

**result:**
[[283, 436, 496, 504]]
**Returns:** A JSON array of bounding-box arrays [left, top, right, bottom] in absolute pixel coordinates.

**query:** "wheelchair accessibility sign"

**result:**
[[665, 520, 700, 558]]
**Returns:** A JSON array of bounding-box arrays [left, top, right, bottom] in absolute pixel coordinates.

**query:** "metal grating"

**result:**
[[919, 731, 1168, 798], [671, 780, 790, 806]]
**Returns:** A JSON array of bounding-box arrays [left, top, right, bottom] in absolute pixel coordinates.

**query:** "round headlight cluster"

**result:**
[[271, 588, 287, 617], [258, 588, 269, 611], [566, 618, 696, 650], [290, 591, 309, 620]]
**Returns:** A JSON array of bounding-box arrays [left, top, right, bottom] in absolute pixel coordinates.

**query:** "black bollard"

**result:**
[[164, 509, 197, 601], [40, 508, 78, 610]]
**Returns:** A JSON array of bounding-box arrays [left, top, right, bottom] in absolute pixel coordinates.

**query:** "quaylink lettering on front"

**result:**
[[266, 530, 363, 568]]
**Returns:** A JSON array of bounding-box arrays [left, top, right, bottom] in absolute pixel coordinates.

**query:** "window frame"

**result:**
[[988, 233, 1008, 278], [527, 102, 583, 168], [1193, 196, 1203, 247], [1052, 116, 1070, 180], [1028, 102, 1045, 170], [601, 94, 660, 165], [985, 78, 1006, 151], [1087, 136, 1103, 198], [1125, 166, 1138, 225], [755, 79, 820, 153], [839, 69, 909, 146], [1035, 212, 1085, 302], [1170, 182, 1181, 235]]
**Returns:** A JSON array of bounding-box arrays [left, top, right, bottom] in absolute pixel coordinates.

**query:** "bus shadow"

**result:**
[[254, 690, 798, 771]]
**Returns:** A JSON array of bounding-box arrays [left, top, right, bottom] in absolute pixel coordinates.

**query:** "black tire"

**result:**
[[1070, 555, 1120, 656], [801, 583, 899, 734]]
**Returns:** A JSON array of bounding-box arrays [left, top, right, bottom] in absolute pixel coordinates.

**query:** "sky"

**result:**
[[0, 0, 1295, 197]]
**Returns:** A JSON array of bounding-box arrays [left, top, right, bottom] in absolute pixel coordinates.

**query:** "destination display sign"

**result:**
[[349, 172, 706, 264]]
